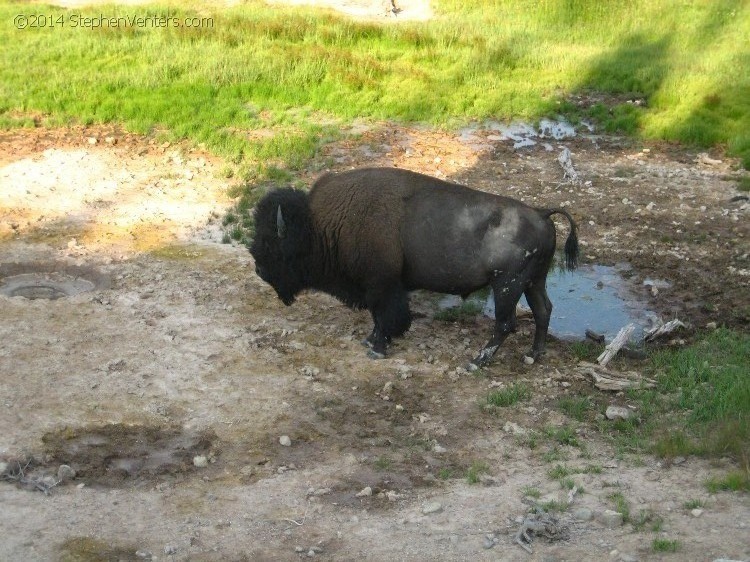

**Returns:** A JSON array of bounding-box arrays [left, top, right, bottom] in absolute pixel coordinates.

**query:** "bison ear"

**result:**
[[276, 205, 287, 239]]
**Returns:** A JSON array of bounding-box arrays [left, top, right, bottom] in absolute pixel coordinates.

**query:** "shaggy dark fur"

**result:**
[[249, 167, 578, 366]]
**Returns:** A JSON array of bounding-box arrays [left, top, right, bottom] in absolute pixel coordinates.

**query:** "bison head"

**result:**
[[249, 188, 313, 305]]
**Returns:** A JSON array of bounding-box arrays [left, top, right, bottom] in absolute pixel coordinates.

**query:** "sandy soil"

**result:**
[[0, 123, 748, 562]]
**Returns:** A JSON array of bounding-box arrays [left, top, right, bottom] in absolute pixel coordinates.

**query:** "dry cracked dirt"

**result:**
[[0, 122, 748, 562]]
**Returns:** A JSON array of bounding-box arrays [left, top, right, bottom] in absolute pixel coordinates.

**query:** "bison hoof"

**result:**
[[367, 349, 386, 360]]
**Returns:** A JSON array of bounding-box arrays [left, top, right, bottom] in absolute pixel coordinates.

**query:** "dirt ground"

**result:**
[[0, 121, 748, 562]]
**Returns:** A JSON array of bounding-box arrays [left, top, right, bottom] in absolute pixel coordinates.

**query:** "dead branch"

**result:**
[[514, 513, 568, 554], [577, 361, 655, 391], [557, 148, 580, 184], [597, 324, 635, 367], [644, 319, 686, 342]]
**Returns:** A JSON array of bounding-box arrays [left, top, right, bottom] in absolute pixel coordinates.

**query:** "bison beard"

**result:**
[[249, 167, 578, 369]]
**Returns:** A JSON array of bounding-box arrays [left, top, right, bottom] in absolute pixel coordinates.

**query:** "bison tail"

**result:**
[[540, 208, 579, 271]]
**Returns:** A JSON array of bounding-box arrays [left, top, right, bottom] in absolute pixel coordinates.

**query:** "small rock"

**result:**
[[135, 550, 153, 560], [355, 486, 372, 497], [76, 483, 86, 489], [619, 554, 638, 562], [104, 136, 117, 145], [386, 490, 402, 501], [573, 507, 594, 521], [87, 136, 98, 145], [164, 545, 178, 555], [691, 508, 704, 517], [307, 549, 316, 557], [605, 406, 631, 421], [295, 546, 305, 553], [432, 443, 447, 454], [57, 465, 76, 482], [523, 355, 535, 365], [422, 501, 443, 515], [193, 455, 208, 468], [673, 456, 686, 465], [598, 509, 624, 528], [0, 462, 7, 475], [279, 435, 292, 447], [706, 321, 717, 330], [483, 535, 496, 549]]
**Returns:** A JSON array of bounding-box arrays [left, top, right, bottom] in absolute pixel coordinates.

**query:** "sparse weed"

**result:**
[[466, 461, 490, 484], [683, 499, 704, 510], [706, 471, 750, 493], [438, 468, 453, 480], [547, 465, 571, 479], [608, 491, 631, 523], [558, 396, 593, 421], [434, 300, 483, 322], [652, 538, 679, 553], [374, 456, 392, 470], [522, 486, 541, 498], [486, 383, 531, 408]]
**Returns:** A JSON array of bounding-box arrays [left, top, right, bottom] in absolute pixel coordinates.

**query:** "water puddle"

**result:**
[[440, 263, 660, 342]]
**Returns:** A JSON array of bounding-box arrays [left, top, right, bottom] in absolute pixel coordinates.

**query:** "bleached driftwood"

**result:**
[[558, 147, 580, 184], [644, 319, 686, 342], [577, 361, 656, 391], [597, 324, 635, 367]]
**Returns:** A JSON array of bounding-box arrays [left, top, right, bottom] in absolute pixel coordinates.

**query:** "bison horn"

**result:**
[[276, 205, 287, 238]]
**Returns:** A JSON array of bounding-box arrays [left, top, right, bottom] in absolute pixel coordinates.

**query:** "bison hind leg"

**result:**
[[523, 280, 552, 361]]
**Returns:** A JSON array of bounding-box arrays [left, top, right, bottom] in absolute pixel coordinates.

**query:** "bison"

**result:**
[[250, 167, 578, 369]]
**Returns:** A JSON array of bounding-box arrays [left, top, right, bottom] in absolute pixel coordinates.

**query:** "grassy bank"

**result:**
[[606, 328, 749, 490], [1, 0, 749, 172]]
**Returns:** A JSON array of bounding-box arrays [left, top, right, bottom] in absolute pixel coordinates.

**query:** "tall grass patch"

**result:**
[[1, 0, 749, 169]]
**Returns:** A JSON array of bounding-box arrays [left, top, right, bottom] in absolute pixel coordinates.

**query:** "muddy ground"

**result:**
[[0, 122, 748, 562]]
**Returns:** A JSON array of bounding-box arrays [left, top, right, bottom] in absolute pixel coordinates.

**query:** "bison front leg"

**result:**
[[365, 284, 411, 359]]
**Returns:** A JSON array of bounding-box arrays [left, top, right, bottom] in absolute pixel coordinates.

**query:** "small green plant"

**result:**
[[632, 509, 662, 532], [568, 341, 600, 362], [737, 177, 750, 192], [540, 499, 569, 512], [560, 477, 576, 490], [521, 486, 541, 499], [652, 538, 679, 553], [486, 383, 531, 408], [438, 468, 453, 480], [683, 499, 704, 510], [547, 464, 571, 479], [608, 491, 631, 523], [374, 456, 392, 470], [706, 471, 750, 493], [550, 425, 580, 447], [582, 464, 603, 474], [434, 300, 483, 322], [542, 446, 569, 463], [466, 461, 490, 484], [558, 396, 593, 421]]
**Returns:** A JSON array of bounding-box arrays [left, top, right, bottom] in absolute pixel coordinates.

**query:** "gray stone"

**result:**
[[279, 435, 292, 447], [598, 509, 624, 528], [422, 501, 443, 515], [691, 508, 704, 517], [606, 406, 632, 421], [573, 507, 594, 521], [164, 545, 178, 555], [193, 455, 208, 468], [619, 553, 638, 562], [57, 464, 76, 482]]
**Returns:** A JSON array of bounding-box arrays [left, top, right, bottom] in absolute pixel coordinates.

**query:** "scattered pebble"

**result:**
[[483, 534, 497, 549], [619, 553, 638, 562], [503, 421, 526, 435], [422, 501, 443, 515], [432, 443, 447, 454], [279, 435, 292, 447], [164, 545, 178, 555], [355, 486, 372, 497], [706, 321, 718, 329], [193, 455, 208, 468], [135, 550, 153, 560], [691, 508, 704, 517], [523, 355, 535, 365]]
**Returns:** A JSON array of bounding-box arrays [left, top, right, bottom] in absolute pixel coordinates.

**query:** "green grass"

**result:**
[[547, 464, 571, 479], [608, 491, 631, 523], [486, 383, 531, 408], [652, 538, 679, 553], [558, 396, 594, 422], [465, 461, 489, 484], [544, 425, 580, 447], [1, 0, 749, 172], [374, 456, 392, 470], [597, 329, 749, 477], [683, 499, 704, 509], [706, 471, 750, 493], [521, 485, 541, 498], [434, 300, 483, 322], [738, 177, 750, 192]]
